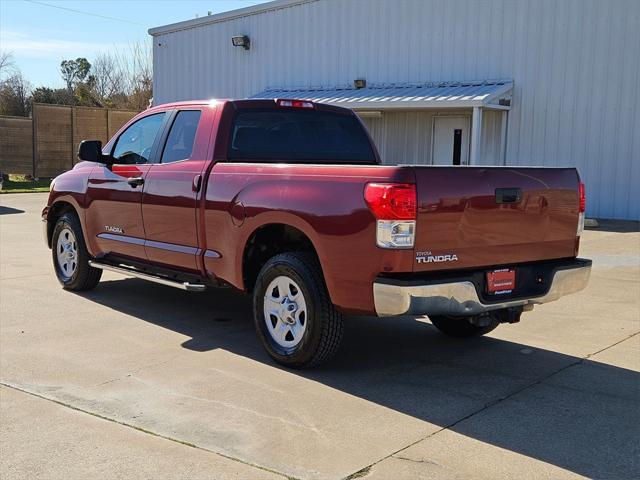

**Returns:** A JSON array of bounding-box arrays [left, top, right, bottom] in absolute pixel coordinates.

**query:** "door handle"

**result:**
[[495, 188, 522, 204], [192, 174, 202, 193], [127, 177, 144, 187]]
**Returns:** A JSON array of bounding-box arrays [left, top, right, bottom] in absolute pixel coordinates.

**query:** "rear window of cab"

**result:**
[[227, 108, 376, 163]]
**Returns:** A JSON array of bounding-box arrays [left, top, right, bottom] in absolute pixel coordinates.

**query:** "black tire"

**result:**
[[51, 212, 102, 291], [430, 315, 499, 338], [253, 252, 343, 368]]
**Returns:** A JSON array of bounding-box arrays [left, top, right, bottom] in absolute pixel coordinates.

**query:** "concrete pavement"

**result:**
[[1, 193, 639, 479], [1, 386, 283, 480]]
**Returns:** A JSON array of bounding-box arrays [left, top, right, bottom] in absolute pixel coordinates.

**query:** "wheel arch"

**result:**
[[45, 200, 81, 249], [241, 223, 325, 295]]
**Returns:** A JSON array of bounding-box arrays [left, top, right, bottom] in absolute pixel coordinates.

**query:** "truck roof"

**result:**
[[147, 98, 353, 114], [147, 99, 225, 111]]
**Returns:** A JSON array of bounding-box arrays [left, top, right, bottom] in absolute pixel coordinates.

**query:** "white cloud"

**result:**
[[0, 30, 126, 59]]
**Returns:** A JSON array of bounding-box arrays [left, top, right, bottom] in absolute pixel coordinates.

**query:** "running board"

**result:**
[[88, 261, 207, 292]]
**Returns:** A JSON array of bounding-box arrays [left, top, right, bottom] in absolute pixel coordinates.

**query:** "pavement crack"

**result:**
[[1, 273, 51, 281], [341, 330, 640, 480], [582, 330, 639, 359], [0, 382, 296, 480], [93, 357, 181, 387], [393, 455, 442, 466], [344, 465, 371, 479]]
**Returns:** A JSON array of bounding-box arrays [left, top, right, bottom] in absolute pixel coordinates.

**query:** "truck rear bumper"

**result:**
[[373, 258, 592, 317]]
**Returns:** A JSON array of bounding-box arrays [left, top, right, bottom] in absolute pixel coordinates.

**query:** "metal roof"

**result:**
[[252, 80, 513, 109], [149, 0, 314, 36]]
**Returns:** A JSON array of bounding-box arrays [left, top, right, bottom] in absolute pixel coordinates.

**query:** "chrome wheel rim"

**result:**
[[56, 227, 78, 280], [263, 275, 307, 349]]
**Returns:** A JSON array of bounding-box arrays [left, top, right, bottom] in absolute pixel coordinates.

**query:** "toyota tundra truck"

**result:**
[[42, 98, 592, 368]]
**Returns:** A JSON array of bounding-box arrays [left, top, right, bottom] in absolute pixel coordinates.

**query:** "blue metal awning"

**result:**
[[252, 80, 513, 109]]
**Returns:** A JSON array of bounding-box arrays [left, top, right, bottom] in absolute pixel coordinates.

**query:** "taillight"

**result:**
[[364, 183, 416, 249], [577, 182, 586, 236], [364, 183, 416, 220], [276, 99, 314, 108]]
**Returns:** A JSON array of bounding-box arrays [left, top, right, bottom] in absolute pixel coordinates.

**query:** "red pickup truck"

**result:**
[[43, 99, 591, 368]]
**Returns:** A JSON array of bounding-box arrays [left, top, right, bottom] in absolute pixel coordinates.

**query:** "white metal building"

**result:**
[[149, 0, 639, 220]]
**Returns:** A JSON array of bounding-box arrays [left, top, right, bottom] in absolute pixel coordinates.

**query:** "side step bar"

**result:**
[[88, 261, 207, 292]]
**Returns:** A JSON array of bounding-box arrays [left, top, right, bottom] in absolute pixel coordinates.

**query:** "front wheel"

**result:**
[[51, 212, 102, 291], [253, 252, 343, 368], [430, 314, 499, 338]]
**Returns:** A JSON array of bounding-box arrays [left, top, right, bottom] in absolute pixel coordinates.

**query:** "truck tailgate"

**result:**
[[412, 167, 580, 272]]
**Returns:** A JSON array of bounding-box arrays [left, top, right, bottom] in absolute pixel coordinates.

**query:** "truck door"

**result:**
[[85, 111, 168, 261], [141, 108, 208, 274]]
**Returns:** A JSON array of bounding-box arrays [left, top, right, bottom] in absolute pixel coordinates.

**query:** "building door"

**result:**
[[432, 116, 470, 165]]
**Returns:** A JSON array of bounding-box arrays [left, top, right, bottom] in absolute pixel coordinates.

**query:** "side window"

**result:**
[[112, 113, 166, 165], [161, 110, 202, 163]]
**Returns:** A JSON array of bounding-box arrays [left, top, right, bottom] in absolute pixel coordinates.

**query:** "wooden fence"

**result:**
[[0, 104, 139, 177], [0, 116, 33, 175]]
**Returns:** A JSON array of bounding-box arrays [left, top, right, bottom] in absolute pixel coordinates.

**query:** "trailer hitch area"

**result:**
[[469, 306, 523, 327]]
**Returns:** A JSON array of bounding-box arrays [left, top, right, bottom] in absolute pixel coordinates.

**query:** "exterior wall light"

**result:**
[[232, 35, 250, 50], [356, 110, 382, 118], [354, 79, 366, 89]]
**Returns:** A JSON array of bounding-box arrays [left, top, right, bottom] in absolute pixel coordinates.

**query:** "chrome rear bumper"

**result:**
[[373, 259, 592, 317]]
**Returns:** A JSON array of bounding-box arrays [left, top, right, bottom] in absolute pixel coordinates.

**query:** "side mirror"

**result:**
[[78, 140, 109, 164]]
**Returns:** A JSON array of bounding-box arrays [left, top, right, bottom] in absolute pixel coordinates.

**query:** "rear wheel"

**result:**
[[430, 314, 499, 338], [51, 212, 102, 291], [253, 252, 343, 368]]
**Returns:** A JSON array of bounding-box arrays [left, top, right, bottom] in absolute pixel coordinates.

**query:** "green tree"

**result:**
[[74, 82, 101, 107], [30, 86, 75, 106], [60, 58, 91, 92]]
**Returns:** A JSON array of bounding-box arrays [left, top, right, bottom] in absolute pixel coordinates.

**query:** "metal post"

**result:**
[[500, 109, 509, 165], [470, 106, 483, 165], [31, 104, 38, 178], [71, 106, 76, 168], [106, 109, 112, 140]]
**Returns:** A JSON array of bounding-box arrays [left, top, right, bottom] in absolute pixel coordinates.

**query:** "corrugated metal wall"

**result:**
[[481, 110, 504, 166], [361, 111, 434, 165], [360, 110, 503, 166], [152, 0, 640, 219]]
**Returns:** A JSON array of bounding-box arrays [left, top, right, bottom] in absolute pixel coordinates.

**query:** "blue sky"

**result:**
[[1, 0, 269, 88]]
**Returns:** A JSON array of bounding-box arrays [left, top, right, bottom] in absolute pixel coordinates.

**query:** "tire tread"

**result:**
[[52, 212, 102, 291], [254, 252, 343, 368]]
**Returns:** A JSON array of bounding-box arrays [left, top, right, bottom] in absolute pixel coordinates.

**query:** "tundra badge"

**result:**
[[416, 251, 459, 264], [104, 225, 124, 234]]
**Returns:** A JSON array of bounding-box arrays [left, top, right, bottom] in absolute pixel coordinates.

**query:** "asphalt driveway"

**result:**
[[1, 193, 639, 479]]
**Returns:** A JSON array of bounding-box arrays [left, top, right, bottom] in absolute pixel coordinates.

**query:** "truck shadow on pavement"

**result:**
[[586, 219, 640, 233], [79, 278, 639, 479], [0, 206, 25, 215]]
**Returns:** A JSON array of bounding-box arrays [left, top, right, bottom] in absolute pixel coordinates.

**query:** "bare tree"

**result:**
[[84, 41, 152, 110], [0, 71, 32, 116], [90, 53, 125, 106], [0, 51, 16, 79], [114, 41, 153, 110]]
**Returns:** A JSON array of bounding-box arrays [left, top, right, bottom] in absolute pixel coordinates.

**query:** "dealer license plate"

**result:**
[[487, 268, 516, 294]]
